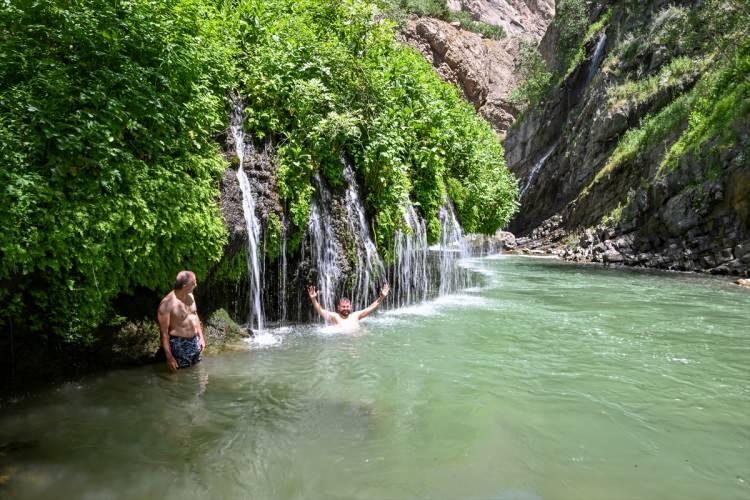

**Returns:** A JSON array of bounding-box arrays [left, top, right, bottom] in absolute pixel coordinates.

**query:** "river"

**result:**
[[1, 256, 748, 499]]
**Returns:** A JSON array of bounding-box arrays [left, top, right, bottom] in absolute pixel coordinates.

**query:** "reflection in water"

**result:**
[[0, 256, 748, 499]]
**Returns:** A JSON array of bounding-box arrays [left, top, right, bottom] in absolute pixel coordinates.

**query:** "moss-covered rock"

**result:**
[[203, 308, 250, 353], [111, 319, 161, 365]]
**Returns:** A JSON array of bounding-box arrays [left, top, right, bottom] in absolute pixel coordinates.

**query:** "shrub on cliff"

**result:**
[[233, 0, 517, 256]]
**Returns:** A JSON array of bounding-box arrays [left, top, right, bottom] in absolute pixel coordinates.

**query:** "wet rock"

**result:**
[[603, 250, 624, 263], [111, 320, 161, 364], [203, 308, 250, 353]]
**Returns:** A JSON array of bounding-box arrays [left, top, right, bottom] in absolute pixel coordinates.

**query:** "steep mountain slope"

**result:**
[[505, 0, 749, 275], [399, 1, 554, 131]]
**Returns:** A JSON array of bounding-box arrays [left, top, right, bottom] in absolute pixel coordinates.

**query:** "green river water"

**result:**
[[1, 256, 748, 499]]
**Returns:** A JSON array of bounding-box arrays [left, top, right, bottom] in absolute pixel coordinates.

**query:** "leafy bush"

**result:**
[[233, 0, 517, 255], [0, 0, 518, 344], [0, 0, 230, 342], [510, 40, 553, 110]]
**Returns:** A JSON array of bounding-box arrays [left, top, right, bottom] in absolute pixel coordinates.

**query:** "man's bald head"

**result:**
[[174, 270, 197, 291]]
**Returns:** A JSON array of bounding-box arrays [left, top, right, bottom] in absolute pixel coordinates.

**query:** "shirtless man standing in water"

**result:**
[[308, 283, 390, 330], [158, 271, 206, 371]]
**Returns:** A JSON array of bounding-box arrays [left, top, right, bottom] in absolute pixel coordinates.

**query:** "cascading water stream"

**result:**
[[435, 199, 471, 296], [230, 97, 265, 331], [307, 163, 387, 319], [520, 142, 557, 199], [308, 175, 340, 316], [342, 161, 386, 310], [585, 34, 607, 86], [391, 204, 430, 308]]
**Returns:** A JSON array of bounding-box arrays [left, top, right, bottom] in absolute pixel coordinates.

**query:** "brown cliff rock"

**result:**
[[400, 1, 553, 132]]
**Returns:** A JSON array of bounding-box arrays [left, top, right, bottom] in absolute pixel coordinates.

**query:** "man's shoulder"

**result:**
[[159, 291, 176, 310]]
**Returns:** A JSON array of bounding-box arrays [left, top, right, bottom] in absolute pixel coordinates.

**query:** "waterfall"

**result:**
[[585, 34, 607, 86], [391, 204, 430, 308], [307, 161, 388, 318], [342, 161, 387, 310], [390, 199, 473, 306], [520, 142, 557, 199], [230, 96, 265, 331], [279, 214, 288, 325], [308, 175, 341, 316], [435, 199, 471, 295]]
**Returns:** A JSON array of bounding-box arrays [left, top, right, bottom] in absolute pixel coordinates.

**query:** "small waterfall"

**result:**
[[585, 34, 607, 85], [279, 214, 288, 325], [342, 162, 386, 310], [230, 96, 265, 331], [306, 162, 387, 319], [390, 199, 473, 306], [391, 204, 430, 308], [435, 199, 471, 295], [308, 175, 341, 316], [520, 142, 557, 199]]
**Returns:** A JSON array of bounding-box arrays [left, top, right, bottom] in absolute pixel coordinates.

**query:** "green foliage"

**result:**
[[0, 0, 230, 342], [587, 0, 750, 189], [264, 213, 284, 261], [510, 40, 553, 110], [553, 0, 588, 76], [0, 0, 519, 344], [232, 0, 517, 254], [660, 47, 750, 172], [607, 56, 705, 108]]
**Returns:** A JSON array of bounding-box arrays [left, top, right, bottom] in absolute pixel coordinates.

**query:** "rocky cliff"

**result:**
[[505, 0, 749, 276], [400, 1, 554, 131]]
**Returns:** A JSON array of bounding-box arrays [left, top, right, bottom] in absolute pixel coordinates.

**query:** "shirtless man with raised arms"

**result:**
[[308, 283, 390, 330], [158, 270, 206, 371]]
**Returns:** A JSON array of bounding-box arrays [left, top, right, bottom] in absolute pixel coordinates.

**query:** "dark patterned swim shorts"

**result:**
[[169, 336, 202, 368]]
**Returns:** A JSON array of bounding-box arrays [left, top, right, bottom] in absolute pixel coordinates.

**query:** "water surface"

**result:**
[[2, 256, 748, 499]]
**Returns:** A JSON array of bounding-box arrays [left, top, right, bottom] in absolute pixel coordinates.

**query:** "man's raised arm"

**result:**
[[158, 299, 179, 372], [356, 283, 390, 320], [308, 285, 333, 320]]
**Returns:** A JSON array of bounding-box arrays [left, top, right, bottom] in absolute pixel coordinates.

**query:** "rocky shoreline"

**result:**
[[497, 219, 750, 287]]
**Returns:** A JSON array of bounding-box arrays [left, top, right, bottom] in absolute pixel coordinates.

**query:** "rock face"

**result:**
[[504, 0, 749, 276], [400, 1, 553, 131], [448, 0, 554, 39]]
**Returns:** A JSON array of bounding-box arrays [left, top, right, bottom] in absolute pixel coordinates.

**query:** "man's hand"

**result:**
[[199, 335, 206, 352], [166, 353, 179, 372], [380, 283, 390, 298], [307, 285, 318, 300]]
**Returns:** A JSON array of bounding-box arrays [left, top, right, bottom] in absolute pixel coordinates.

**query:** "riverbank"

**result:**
[[0, 309, 250, 404], [504, 215, 750, 278]]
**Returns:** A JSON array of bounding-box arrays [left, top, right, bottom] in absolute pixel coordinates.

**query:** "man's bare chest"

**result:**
[[171, 297, 196, 323]]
